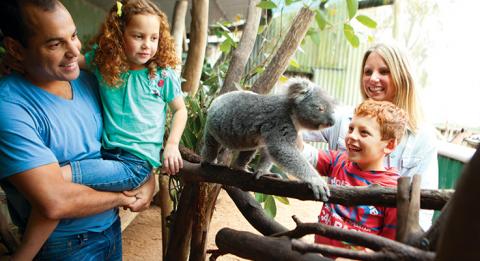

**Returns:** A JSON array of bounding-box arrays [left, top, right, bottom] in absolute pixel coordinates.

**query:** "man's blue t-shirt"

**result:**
[[0, 71, 117, 238]]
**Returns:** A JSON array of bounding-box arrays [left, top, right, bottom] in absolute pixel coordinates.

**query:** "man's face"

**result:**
[[345, 115, 391, 171], [20, 3, 81, 86]]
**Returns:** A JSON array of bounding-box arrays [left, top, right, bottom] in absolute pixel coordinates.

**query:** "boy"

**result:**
[[302, 99, 407, 250]]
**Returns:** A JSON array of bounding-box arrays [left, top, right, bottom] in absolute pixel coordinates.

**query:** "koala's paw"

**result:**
[[308, 176, 330, 202], [253, 170, 281, 180]]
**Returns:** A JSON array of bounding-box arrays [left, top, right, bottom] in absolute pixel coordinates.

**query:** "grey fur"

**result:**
[[201, 78, 335, 201]]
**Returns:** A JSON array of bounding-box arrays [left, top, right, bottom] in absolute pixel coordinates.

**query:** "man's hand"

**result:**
[[123, 174, 156, 212]]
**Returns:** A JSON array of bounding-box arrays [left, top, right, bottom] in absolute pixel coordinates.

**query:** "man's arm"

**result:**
[[8, 163, 136, 219]]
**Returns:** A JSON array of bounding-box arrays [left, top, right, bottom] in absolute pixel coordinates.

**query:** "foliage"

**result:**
[[180, 60, 229, 154]]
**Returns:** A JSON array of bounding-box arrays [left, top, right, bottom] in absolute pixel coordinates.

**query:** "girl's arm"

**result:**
[[162, 96, 188, 175], [11, 210, 58, 260]]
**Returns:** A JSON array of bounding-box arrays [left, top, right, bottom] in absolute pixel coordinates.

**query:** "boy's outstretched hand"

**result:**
[[161, 143, 183, 175]]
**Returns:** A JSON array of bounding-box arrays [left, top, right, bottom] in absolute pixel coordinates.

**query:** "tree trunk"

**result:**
[[158, 174, 172, 258], [219, 0, 262, 94], [436, 148, 480, 260], [164, 183, 198, 260], [251, 7, 315, 94], [171, 0, 188, 74], [181, 0, 208, 95]]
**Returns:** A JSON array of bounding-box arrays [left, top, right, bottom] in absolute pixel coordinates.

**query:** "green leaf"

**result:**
[[258, 24, 266, 34], [255, 192, 267, 203], [310, 32, 321, 45], [346, 0, 358, 20], [285, 0, 301, 6], [257, 0, 277, 10], [254, 66, 265, 74], [343, 23, 359, 48], [315, 9, 327, 30], [356, 15, 377, 28], [264, 195, 277, 218], [289, 58, 300, 68], [219, 38, 232, 53], [274, 196, 290, 205]]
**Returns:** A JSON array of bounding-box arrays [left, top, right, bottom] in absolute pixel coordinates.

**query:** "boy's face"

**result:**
[[345, 115, 394, 171]]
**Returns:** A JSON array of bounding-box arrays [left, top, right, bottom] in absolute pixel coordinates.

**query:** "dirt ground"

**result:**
[[122, 190, 321, 260]]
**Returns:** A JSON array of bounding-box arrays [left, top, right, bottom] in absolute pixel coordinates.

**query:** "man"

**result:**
[[0, 0, 155, 259]]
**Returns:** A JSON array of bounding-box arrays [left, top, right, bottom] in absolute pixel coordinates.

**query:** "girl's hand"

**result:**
[[162, 143, 183, 175]]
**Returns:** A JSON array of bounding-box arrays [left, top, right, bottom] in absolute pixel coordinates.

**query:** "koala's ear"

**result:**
[[287, 79, 312, 102]]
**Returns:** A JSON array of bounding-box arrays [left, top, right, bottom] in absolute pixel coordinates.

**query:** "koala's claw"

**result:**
[[309, 177, 330, 202]]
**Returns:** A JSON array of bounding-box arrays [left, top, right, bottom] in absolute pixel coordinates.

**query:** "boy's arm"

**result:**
[[8, 163, 136, 219], [11, 210, 58, 260], [162, 96, 188, 175], [380, 207, 397, 240]]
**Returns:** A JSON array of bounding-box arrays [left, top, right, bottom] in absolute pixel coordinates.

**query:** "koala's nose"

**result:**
[[326, 113, 335, 127]]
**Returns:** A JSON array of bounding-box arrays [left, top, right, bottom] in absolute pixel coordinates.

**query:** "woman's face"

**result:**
[[362, 52, 395, 102]]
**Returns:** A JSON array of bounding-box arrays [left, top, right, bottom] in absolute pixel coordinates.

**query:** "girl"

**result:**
[[13, 0, 187, 260]]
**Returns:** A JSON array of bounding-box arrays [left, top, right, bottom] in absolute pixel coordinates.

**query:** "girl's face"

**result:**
[[123, 14, 160, 70], [362, 52, 395, 102]]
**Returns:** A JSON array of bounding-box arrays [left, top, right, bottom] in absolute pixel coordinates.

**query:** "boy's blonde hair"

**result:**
[[359, 43, 423, 133], [354, 99, 408, 142], [91, 0, 178, 87]]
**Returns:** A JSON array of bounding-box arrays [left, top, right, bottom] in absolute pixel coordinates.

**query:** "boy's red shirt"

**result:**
[[314, 150, 399, 250]]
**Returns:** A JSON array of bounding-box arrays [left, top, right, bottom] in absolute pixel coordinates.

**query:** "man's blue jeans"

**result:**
[[70, 148, 152, 191], [36, 217, 122, 260]]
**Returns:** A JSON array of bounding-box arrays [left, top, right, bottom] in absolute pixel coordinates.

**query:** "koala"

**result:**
[[201, 78, 335, 201]]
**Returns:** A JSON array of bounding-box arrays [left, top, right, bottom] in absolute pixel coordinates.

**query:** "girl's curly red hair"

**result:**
[[91, 0, 178, 87]]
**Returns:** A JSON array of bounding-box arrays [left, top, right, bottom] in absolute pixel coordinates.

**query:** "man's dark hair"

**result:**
[[0, 0, 58, 46]]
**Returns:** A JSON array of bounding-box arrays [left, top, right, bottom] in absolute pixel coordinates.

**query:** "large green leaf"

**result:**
[[343, 23, 359, 48], [356, 15, 377, 28], [346, 0, 358, 20], [315, 9, 327, 30], [255, 192, 267, 203], [264, 195, 277, 218], [257, 0, 277, 10]]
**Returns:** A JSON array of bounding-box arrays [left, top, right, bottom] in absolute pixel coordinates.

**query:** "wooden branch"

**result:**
[[274, 216, 435, 261], [251, 7, 315, 94], [291, 239, 397, 261], [409, 199, 450, 251], [181, 0, 208, 95], [164, 183, 198, 260], [215, 228, 331, 261], [179, 161, 452, 210], [189, 183, 222, 261], [223, 185, 288, 235], [171, 0, 188, 74], [405, 175, 423, 241], [436, 148, 480, 260], [219, 0, 262, 94], [396, 176, 411, 242]]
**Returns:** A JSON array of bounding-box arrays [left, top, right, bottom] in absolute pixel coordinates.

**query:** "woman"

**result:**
[[303, 42, 438, 230]]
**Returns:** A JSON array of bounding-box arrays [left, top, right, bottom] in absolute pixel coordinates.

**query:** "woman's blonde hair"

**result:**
[[90, 0, 178, 87], [360, 43, 423, 132]]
